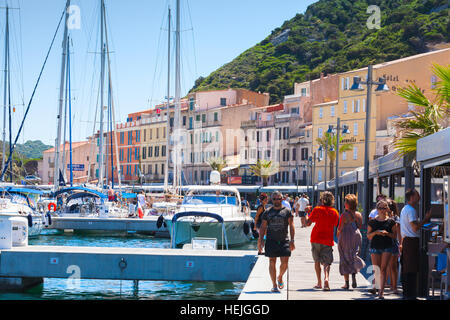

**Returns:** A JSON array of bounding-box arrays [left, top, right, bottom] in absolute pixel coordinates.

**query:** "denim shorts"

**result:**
[[369, 247, 394, 255]]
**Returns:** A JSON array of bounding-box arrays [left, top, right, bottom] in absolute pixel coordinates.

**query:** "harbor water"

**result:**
[[0, 229, 257, 300]]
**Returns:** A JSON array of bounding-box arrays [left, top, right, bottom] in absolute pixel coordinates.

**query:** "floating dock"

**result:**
[[0, 245, 257, 291], [47, 216, 170, 237]]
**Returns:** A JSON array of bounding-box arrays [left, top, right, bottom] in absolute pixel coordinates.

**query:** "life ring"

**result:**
[[48, 202, 57, 212]]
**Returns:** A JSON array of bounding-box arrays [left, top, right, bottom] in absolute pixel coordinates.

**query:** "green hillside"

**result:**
[[0, 140, 52, 160], [190, 0, 449, 103]]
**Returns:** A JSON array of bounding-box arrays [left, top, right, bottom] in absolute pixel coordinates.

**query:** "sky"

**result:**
[[0, 0, 317, 147]]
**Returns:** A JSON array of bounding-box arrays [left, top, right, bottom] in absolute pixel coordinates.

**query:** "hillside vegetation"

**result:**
[[190, 0, 449, 103]]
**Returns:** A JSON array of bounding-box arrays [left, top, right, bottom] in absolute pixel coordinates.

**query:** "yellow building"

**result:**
[[312, 48, 450, 184], [140, 110, 168, 183]]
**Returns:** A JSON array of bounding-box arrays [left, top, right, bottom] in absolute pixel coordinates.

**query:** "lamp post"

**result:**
[[312, 152, 316, 206], [350, 65, 389, 255], [327, 118, 350, 212]]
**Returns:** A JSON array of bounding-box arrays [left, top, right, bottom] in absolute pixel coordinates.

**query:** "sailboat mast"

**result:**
[[164, 6, 171, 191], [53, 0, 71, 188], [61, 35, 70, 183], [98, 0, 106, 189], [2, 7, 9, 180], [68, 37, 73, 187], [102, 2, 122, 195], [173, 0, 181, 191]]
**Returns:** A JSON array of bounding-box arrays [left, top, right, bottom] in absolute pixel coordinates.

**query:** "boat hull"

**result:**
[[165, 216, 255, 248]]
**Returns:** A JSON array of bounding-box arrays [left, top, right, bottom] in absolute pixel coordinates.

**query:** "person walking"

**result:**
[[306, 191, 339, 291], [367, 199, 396, 299], [254, 193, 269, 254], [258, 191, 295, 293], [387, 198, 401, 294], [337, 194, 365, 290], [282, 194, 292, 211], [293, 196, 300, 217], [296, 194, 310, 228], [369, 194, 388, 220], [399, 189, 432, 300]]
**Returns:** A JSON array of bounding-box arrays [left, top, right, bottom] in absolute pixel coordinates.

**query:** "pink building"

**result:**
[[38, 141, 95, 185]]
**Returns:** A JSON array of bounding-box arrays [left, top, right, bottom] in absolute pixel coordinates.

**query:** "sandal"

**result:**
[[271, 287, 280, 293], [277, 280, 284, 290], [313, 285, 322, 289]]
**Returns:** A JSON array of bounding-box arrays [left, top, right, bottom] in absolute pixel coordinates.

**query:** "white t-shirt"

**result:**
[[297, 198, 309, 211], [137, 194, 146, 207], [369, 208, 378, 219], [400, 204, 419, 238]]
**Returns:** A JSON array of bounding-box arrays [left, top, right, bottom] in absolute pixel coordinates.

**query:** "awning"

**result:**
[[1, 187, 44, 195], [221, 165, 239, 172]]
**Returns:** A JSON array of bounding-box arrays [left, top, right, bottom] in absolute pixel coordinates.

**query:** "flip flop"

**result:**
[[313, 285, 322, 289], [277, 280, 284, 290], [271, 287, 280, 293]]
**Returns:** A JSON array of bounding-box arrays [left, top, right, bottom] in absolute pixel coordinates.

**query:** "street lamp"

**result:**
[[327, 117, 350, 212], [351, 65, 389, 255]]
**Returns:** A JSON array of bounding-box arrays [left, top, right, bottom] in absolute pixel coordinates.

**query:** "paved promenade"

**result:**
[[239, 217, 403, 300]]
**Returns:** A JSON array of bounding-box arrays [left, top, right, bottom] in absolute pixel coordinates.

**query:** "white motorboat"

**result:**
[[164, 185, 257, 248], [48, 186, 129, 218], [0, 187, 44, 237]]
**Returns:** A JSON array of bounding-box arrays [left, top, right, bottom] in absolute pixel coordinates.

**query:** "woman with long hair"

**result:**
[[367, 199, 396, 299], [337, 194, 365, 290]]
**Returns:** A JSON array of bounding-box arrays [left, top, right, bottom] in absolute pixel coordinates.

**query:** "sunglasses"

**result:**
[[273, 198, 282, 201], [377, 206, 388, 210]]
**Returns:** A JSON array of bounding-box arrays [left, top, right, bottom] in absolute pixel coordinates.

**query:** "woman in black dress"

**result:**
[[367, 199, 396, 299]]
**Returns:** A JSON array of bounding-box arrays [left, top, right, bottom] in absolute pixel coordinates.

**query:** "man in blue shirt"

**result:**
[[282, 194, 292, 211]]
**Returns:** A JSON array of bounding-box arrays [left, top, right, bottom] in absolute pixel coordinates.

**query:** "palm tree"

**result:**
[[249, 159, 279, 186], [393, 63, 449, 158], [316, 132, 353, 180], [206, 156, 227, 172]]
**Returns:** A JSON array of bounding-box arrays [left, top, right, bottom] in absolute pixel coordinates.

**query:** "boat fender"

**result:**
[[250, 221, 259, 239], [243, 222, 250, 235], [48, 202, 57, 212], [27, 214, 33, 228], [46, 212, 52, 226], [156, 215, 164, 229]]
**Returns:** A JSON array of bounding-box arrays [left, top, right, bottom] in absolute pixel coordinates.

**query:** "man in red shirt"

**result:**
[[306, 191, 339, 291]]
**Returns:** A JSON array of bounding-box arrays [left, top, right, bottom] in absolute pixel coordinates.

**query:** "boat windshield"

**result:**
[[2, 193, 31, 207], [182, 195, 238, 206]]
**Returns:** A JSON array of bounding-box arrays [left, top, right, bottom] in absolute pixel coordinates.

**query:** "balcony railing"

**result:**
[[241, 120, 256, 128]]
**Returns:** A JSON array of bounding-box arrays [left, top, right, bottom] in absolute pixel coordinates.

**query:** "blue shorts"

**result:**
[[369, 247, 394, 255]]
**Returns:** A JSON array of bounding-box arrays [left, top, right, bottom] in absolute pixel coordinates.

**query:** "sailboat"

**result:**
[[0, 6, 44, 237], [47, 0, 128, 219], [162, 1, 255, 248]]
